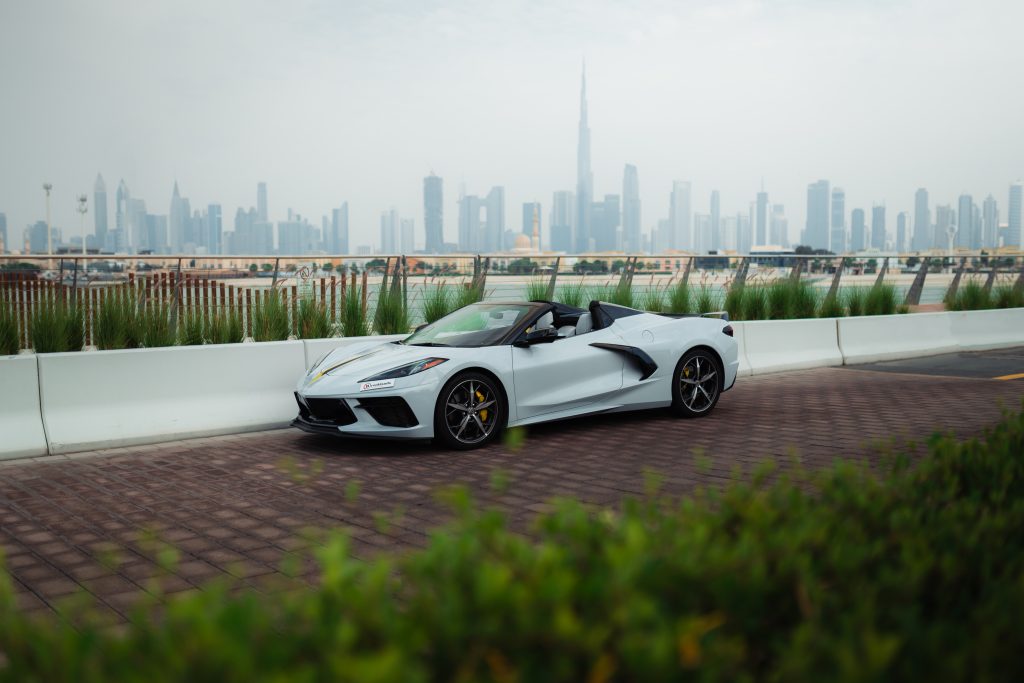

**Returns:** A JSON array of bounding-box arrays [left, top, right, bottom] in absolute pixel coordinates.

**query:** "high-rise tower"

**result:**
[[424, 174, 444, 253], [93, 173, 108, 250], [1007, 182, 1022, 248], [575, 64, 593, 253], [622, 165, 641, 253], [805, 180, 830, 251], [257, 182, 268, 222]]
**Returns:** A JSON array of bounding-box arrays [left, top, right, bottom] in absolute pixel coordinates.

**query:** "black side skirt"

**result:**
[[589, 343, 659, 381]]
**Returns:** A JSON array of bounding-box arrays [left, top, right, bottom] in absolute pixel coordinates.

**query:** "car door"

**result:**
[[511, 326, 624, 421]]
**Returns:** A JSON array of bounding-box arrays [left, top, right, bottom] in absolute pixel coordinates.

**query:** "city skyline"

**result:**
[[1, 0, 1022, 253]]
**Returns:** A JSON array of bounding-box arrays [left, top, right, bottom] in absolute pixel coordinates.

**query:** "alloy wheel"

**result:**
[[678, 353, 719, 414], [444, 378, 499, 445]]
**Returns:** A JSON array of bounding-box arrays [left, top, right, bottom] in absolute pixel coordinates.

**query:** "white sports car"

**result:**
[[294, 300, 739, 450]]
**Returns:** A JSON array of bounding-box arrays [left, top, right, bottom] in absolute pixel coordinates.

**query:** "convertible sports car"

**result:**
[[293, 300, 739, 449]]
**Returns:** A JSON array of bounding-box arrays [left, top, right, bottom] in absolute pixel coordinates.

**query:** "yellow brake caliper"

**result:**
[[476, 390, 488, 422]]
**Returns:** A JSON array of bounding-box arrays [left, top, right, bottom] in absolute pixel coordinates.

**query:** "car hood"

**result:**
[[300, 341, 450, 395]]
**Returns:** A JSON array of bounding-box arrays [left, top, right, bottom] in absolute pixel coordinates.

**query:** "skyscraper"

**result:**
[[576, 65, 594, 252], [257, 182, 268, 222], [1008, 182, 1022, 248], [400, 218, 415, 253], [522, 202, 541, 237], [805, 180, 830, 250], [205, 204, 222, 254], [115, 180, 130, 252], [328, 203, 349, 254], [93, 174, 108, 250], [169, 182, 190, 252], [424, 174, 443, 253], [622, 165, 641, 253], [913, 188, 931, 251], [591, 195, 620, 251], [956, 194, 974, 249], [458, 194, 482, 252], [770, 205, 788, 247], [380, 209, 399, 253], [756, 187, 769, 246], [550, 191, 574, 252], [871, 205, 886, 250], [982, 195, 998, 248], [669, 181, 692, 250], [830, 187, 846, 254], [709, 190, 720, 252], [484, 186, 505, 252], [935, 205, 956, 251], [896, 212, 908, 252], [850, 208, 866, 251]]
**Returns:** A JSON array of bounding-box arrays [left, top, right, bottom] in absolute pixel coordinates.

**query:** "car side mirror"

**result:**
[[514, 327, 558, 348]]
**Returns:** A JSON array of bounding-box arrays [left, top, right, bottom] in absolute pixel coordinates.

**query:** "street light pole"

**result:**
[[43, 182, 53, 270], [77, 195, 88, 274]]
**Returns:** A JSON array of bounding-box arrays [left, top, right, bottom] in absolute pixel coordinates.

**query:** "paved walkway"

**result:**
[[2, 358, 1023, 624]]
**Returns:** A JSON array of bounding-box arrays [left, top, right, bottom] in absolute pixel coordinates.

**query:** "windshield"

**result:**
[[403, 303, 536, 348]]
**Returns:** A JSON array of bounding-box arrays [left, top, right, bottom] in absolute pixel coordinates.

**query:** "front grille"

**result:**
[[295, 392, 357, 426], [357, 396, 419, 428]]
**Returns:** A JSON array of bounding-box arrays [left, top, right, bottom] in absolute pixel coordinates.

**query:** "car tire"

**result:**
[[671, 348, 723, 418], [434, 371, 507, 450]]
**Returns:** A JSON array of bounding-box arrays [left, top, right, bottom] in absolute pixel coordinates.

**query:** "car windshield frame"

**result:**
[[401, 302, 550, 348]]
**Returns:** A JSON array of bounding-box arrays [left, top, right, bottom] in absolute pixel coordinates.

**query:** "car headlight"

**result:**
[[360, 358, 448, 382]]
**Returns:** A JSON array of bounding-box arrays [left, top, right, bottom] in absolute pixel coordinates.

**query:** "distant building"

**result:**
[[956, 194, 975, 249], [328, 203, 349, 254], [379, 209, 399, 253], [591, 194, 620, 251], [912, 188, 931, 251], [756, 188, 769, 246], [935, 205, 956, 251], [896, 212, 908, 252], [871, 205, 886, 250], [736, 213, 752, 254], [576, 65, 594, 253], [424, 174, 444, 253], [27, 221, 59, 254], [522, 202, 541, 238], [205, 204, 223, 255], [400, 218, 415, 253], [770, 204, 788, 248], [257, 182, 268, 222], [550, 191, 574, 252], [279, 215, 320, 255], [669, 181, 692, 250], [1008, 181, 1022, 248], [850, 208, 866, 251], [114, 180, 130, 252], [830, 187, 846, 253], [93, 174, 108, 250], [143, 215, 169, 254], [982, 195, 998, 248], [805, 180, 830, 250], [622, 165, 641, 253]]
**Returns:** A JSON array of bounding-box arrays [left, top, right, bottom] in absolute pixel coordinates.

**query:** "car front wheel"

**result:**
[[434, 371, 506, 450]]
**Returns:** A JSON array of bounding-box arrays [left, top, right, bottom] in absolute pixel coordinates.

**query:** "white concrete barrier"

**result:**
[[37, 341, 307, 454], [302, 335, 405, 370], [838, 312, 958, 365], [0, 356, 49, 459], [744, 318, 843, 374], [729, 322, 752, 377], [949, 308, 1024, 350]]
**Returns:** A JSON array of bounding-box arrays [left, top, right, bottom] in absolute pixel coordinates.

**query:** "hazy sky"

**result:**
[[1, 0, 1021, 249]]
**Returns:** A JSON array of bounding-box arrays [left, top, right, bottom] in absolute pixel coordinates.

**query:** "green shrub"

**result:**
[[947, 280, 992, 311], [723, 285, 743, 320], [993, 284, 1024, 309], [295, 296, 333, 339], [0, 297, 19, 355], [818, 293, 845, 318], [251, 289, 291, 342], [667, 280, 691, 314], [637, 280, 666, 312], [373, 287, 409, 335], [766, 280, 789, 319], [30, 296, 82, 353], [586, 281, 613, 304], [177, 310, 205, 346], [340, 286, 369, 337], [741, 284, 768, 320], [844, 287, 867, 317], [140, 304, 177, 348], [207, 310, 245, 344], [524, 277, 549, 302], [453, 281, 485, 310], [93, 290, 130, 350], [4, 405, 1024, 681], [556, 279, 587, 308], [790, 280, 819, 319], [864, 283, 898, 316], [610, 281, 634, 308], [421, 282, 454, 324], [695, 285, 718, 314]]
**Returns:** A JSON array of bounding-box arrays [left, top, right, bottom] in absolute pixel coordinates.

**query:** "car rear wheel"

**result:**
[[434, 371, 506, 450], [671, 348, 722, 418]]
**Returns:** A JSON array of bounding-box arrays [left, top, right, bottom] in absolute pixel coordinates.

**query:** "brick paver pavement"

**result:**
[[2, 366, 1022, 623]]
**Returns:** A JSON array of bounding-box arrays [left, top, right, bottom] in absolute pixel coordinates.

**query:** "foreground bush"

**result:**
[[2, 406, 1024, 681], [0, 297, 18, 355]]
